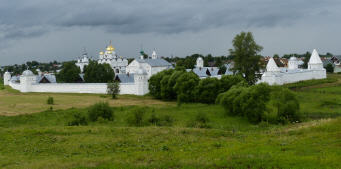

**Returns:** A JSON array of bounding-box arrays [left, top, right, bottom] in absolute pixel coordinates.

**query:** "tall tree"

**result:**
[[57, 62, 81, 83], [84, 61, 115, 83], [229, 32, 263, 85]]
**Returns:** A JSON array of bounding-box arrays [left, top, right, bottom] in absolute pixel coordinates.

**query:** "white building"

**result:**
[[126, 50, 173, 79], [98, 42, 128, 74], [187, 57, 222, 79], [260, 49, 326, 85], [75, 52, 90, 73], [3, 66, 149, 95]]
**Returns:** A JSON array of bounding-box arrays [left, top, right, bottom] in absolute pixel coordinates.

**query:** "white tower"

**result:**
[[308, 49, 324, 70], [288, 57, 298, 70], [134, 67, 149, 95], [3, 71, 11, 85], [152, 50, 158, 59], [266, 57, 280, 72], [20, 70, 37, 92], [196, 57, 204, 68]]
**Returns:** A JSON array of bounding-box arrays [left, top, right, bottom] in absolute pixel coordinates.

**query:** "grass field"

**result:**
[[0, 77, 341, 168]]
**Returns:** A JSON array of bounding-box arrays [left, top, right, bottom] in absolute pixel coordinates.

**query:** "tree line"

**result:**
[[149, 32, 300, 124]]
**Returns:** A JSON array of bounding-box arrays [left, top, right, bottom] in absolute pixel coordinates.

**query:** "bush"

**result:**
[[194, 77, 221, 104], [47, 97, 54, 105], [269, 86, 300, 124], [88, 102, 114, 122], [217, 83, 300, 124], [148, 113, 161, 125], [174, 72, 200, 103], [68, 113, 88, 126], [147, 114, 174, 126], [107, 81, 120, 99], [127, 108, 146, 127], [187, 112, 210, 128]]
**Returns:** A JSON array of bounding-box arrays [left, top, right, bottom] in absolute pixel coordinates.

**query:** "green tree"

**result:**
[[174, 72, 200, 103], [229, 32, 263, 85], [269, 86, 300, 124], [107, 81, 120, 99], [57, 62, 81, 83], [149, 69, 174, 99], [84, 61, 115, 83], [302, 52, 311, 69], [325, 63, 334, 73], [194, 77, 221, 104], [219, 75, 246, 93]]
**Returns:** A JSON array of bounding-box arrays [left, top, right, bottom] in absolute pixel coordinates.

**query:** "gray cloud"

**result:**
[[0, 0, 341, 65]]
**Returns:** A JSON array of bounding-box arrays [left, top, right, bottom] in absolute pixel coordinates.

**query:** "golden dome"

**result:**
[[106, 45, 115, 51], [99, 51, 104, 55], [107, 51, 112, 54]]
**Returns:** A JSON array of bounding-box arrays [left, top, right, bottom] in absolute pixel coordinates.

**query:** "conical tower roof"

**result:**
[[308, 49, 322, 64], [266, 57, 280, 72]]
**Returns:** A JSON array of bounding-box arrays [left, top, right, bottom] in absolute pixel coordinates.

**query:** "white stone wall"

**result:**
[[260, 69, 326, 85], [8, 81, 148, 95]]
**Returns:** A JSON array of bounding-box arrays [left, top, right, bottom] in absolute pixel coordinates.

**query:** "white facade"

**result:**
[[4, 69, 149, 96], [75, 52, 89, 73], [126, 50, 173, 79], [260, 49, 326, 85], [98, 43, 128, 74]]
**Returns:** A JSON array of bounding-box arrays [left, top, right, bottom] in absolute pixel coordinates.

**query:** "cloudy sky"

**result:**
[[0, 0, 340, 66]]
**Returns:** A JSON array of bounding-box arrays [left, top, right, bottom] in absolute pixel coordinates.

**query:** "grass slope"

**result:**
[[0, 76, 341, 168]]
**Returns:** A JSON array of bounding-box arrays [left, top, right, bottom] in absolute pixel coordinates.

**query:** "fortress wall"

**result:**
[[8, 82, 145, 95]]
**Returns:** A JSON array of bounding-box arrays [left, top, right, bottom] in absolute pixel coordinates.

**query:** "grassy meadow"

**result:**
[[0, 76, 341, 168]]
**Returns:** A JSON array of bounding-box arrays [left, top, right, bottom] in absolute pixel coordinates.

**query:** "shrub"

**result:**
[[148, 113, 161, 125], [174, 72, 200, 103], [127, 108, 146, 127], [107, 81, 120, 99], [194, 77, 221, 104], [149, 69, 174, 99], [68, 113, 88, 126], [269, 86, 300, 124], [147, 114, 174, 126], [188, 112, 210, 128], [47, 96, 54, 105], [88, 102, 114, 122]]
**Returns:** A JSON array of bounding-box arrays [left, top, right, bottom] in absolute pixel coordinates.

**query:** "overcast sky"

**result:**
[[0, 0, 341, 66]]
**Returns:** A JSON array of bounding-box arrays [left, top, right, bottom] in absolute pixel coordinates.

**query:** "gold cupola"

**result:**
[[99, 51, 104, 55]]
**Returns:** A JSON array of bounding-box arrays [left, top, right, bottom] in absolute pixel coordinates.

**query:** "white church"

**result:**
[[3, 44, 173, 96], [260, 49, 326, 85], [76, 42, 129, 74]]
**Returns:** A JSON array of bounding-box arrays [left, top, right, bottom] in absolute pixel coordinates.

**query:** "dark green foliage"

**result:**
[[229, 32, 263, 85], [302, 52, 311, 69], [160, 75, 172, 100], [149, 69, 174, 99], [0, 78, 4, 90], [188, 112, 210, 128], [56, 62, 81, 83], [84, 61, 115, 83], [194, 77, 221, 104], [147, 113, 174, 126], [269, 86, 300, 124], [68, 113, 88, 126], [88, 102, 114, 122], [148, 113, 161, 125], [219, 75, 246, 93], [127, 108, 146, 127], [325, 63, 334, 73], [218, 83, 299, 124], [47, 96, 54, 105], [166, 71, 183, 100], [174, 72, 200, 103], [107, 81, 120, 99]]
